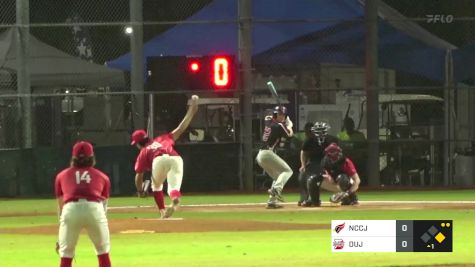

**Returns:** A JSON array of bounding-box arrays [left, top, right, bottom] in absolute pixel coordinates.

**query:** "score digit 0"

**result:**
[[213, 57, 229, 87], [402, 240, 407, 248]]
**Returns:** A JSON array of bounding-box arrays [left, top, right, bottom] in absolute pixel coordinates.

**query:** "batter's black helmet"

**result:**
[[273, 105, 287, 115]]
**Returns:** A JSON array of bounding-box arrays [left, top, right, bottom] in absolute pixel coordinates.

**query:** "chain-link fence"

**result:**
[[1, 0, 474, 196]]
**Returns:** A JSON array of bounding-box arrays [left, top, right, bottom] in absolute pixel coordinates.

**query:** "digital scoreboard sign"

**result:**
[[331, 220, 453, 252], [146, 55, 235, 91]]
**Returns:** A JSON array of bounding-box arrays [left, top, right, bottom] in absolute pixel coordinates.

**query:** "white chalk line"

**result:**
[[109, 200, 475, 210]]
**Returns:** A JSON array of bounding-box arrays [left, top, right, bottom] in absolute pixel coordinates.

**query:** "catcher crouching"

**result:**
[[307, 143, 361, 206]]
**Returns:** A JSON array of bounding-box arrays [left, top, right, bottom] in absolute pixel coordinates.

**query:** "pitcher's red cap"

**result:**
[[72, 141, 94, 157], [131, 129, 147, 145]]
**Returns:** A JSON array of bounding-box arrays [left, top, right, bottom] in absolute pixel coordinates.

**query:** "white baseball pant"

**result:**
[[150, 155, 184, 196], [256, 149, 293, 191], [58, 199, 110, 258]]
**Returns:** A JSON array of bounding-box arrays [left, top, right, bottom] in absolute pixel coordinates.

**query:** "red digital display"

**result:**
[[147, 55, 235, 91], [213, 57, 230, 87], [190, 62, 200, 72]]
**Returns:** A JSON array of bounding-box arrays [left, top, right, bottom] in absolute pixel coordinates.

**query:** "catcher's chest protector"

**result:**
[[324, 158, 346, 181]]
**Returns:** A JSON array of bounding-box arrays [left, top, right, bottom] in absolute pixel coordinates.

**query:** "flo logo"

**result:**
[[333, 239, 345, 250], [335, 222, 345, 234], [426, 14, 454, 24]]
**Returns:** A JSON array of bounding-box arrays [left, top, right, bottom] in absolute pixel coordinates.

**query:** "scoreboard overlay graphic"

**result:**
[[331, 220, 453, 252]]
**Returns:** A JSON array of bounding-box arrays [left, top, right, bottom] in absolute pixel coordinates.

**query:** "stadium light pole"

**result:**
[[130, 0, 145, 130], [238, 0, 254, 191], [16, 0, 32, 149], [365, 0, 380, 186]]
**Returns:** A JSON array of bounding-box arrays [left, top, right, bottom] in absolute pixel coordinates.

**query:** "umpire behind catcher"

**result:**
[[298, 122, 338, 207]]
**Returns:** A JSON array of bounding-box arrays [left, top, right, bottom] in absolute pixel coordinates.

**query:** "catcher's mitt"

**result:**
[[330, 192, 349, 204]]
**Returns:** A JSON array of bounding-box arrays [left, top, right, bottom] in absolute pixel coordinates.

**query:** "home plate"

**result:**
[[120, 229, 155, 234], [140, 218, 184, 221]]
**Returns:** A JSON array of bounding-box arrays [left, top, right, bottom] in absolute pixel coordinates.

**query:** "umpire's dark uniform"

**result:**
[[298, 134, 338, 205]]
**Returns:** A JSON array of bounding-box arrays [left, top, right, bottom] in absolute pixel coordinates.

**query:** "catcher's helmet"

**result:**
[[325, 142, 343, 163], [311, 122, 330, 144]]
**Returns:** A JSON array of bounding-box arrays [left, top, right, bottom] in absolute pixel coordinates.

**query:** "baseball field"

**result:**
[[0, 189, 474, 267]]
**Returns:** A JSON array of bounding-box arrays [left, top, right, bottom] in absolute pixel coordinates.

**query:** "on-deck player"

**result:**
[[55, 141, 112, 267], [256, 106, 294, 209], [132, 95, 199, 218]]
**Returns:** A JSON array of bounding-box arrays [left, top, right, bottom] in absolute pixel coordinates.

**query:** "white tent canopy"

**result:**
[[0, 28, 125, 88]]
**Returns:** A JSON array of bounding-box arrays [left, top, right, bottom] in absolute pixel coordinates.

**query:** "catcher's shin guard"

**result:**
[[306, 174, 322, 204]]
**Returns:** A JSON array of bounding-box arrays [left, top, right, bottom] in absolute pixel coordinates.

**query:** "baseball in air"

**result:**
[[192, 95, 199, 101]]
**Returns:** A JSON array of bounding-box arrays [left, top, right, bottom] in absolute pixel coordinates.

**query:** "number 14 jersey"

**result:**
[[55, 167, 110, 203]]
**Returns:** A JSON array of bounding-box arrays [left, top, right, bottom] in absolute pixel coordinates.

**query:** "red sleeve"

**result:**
[[165, 133, 174, 143], [134, 149, 147, 173], [102, 175, 111, 199], [54, 174, 62, 198], [343, 158, 357, 177]]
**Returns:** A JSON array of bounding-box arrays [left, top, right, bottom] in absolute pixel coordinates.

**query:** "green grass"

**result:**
[[0, 191, 474, 267], [1, 227, 474, 267]]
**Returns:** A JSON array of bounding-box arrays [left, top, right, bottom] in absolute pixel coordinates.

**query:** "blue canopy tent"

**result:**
[[110, 0, 362, 69], [253, 19, 448, 81], [108, 0, 455, 82]]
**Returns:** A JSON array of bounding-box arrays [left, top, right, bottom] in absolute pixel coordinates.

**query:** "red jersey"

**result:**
[[322, 157, 357, 179], [341, 158, 357, 177], [134, 133, 179, 173], [55, 166, 110, 203]]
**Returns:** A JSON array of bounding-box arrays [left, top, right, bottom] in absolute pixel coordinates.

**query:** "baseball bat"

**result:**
[[266, 81, 281, 105]]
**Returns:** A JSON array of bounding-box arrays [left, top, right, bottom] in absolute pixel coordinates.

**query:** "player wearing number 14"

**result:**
[[54, 141, 112, 267]]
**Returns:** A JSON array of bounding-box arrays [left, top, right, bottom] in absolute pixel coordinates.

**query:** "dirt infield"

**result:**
[[1, 202, 474, 236], [0, 218, 325, 235]]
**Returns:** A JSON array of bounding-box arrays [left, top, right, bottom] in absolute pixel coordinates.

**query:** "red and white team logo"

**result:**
[[334, 222, 345, 234], [333, 239, 345, 250]]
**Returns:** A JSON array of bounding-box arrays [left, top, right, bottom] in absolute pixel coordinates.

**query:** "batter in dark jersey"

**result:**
[[256, 106, 294, 209]]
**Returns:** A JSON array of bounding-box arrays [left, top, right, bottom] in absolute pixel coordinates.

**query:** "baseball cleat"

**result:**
[[163, 197, 180, 218], [267, 188, 284, 202], [159, 209, 166, 218]]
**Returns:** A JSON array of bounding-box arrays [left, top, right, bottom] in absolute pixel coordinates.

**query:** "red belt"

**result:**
[[64, 198, 101, 204]]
